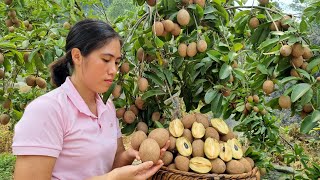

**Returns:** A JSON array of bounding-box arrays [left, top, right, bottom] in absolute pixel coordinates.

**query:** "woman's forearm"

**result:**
[[112, 150, 135, 168]]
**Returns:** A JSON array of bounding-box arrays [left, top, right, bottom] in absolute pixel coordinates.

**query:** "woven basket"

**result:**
[[150, 166, 260, 180]]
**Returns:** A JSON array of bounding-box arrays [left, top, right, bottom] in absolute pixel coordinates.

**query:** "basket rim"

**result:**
[[159, 166, 258, 178]]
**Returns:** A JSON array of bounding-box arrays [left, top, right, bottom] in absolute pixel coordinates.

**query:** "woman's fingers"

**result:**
[[159, 140, 170, 159], [137, 161, 164, 179]]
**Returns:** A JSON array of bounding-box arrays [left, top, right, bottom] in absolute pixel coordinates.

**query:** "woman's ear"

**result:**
[[71, 48, 83, 66]]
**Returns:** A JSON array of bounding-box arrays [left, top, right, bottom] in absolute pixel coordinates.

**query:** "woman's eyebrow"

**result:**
[[101, 53, 122, 59]]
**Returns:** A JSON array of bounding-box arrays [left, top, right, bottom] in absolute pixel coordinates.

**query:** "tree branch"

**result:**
[[225, 6, 282, 14]]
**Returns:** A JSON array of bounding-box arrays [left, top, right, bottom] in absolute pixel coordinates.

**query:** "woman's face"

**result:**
[[79, 38, 121, 94]]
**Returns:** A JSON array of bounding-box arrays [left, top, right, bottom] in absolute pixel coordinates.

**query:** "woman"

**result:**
[[12, 19, 169, 180]]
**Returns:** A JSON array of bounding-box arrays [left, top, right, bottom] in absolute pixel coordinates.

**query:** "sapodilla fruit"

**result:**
[[129, 105, 139, 115], [3, 99, 11, 109], [36, 77, 47, 89], [195, 113, 209, 128], [123, 110, 136, 124], [138, 77, 148, 92], [301, 62, 308, 70], [171, 23, 181, 36], [181, 0, 193, 5], [187, 42, 197, 57], [152, 21, 164, 36], [291, 56, 303, 68], [182, 129, 193, 142], [181, 113, 196, 129], [5, 19, 13, 27], [197, 40, 207, 53], [131, 130, 147, 150], [290, 69, 300, 77], [210, 118, 229, 135], [194, 0, 205, 7], [226, 160, 245, 174], [192, 139, 204, 157], [0, 69, 4, 79], [178, 43, 187, 57], [0, 53, 4, 64], [258, 0, 269, 5], [116, 108, 126, 119], [270, 21, 281, 31], [279, 95, 291, 109], [137, 47, 145, 62], [189, 157, 212, 174], [23, 52, 30, 62], [177, 9, 190, 26], [146, 0, 157, 6], [137, 122, 148, 134], [151, 112, 161, 121], [112, 85, 122, 98], [9, 26, 15, 33], [4, 0, 13, 5], [210, 158, 226, 174], [280, 45, 292, 57], [162, 151, 173, 166], [148, 128, 170, 148], [162, 20, 174, 32], [175, 155, 190, 172], [303, 104, 313, 113], [280, 15, 291, 30], [262, 80, 274, 95], [135, 97, 144, 110], [292, 43, 304, 57], [169, 119, 184, 137], [25, 75, 36, 87], [302, 47, 313, 60], [0, 114, 10, 125], [204, 127, 219, 140], [249, 17, 259, 29], [253, 95, 259, 103], [239, 158, 252, 173], [139, 138, 160, 164], [120, 62, 130, 74]]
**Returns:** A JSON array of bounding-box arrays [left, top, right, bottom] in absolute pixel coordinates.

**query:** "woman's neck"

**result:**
[[70, 75, 96, 105]]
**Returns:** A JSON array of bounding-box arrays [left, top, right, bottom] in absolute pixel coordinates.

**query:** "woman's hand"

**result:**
[[126, 140, 171, 161], [107, 161, 164, 180]]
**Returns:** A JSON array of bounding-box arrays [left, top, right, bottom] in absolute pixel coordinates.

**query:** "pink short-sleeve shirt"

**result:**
[[12, 77, 122, 180]]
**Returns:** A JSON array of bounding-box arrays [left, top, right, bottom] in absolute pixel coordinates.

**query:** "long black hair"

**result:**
[[50, 19, 121, 87]]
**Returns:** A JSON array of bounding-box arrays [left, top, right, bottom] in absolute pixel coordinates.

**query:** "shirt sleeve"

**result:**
[[12, 96, 64, 158]]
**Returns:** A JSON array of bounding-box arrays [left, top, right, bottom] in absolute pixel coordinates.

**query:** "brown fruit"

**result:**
[[5, 19, 13, 27], [278, 95, 291, 109], [175, 155, 190, 172], [167, 163, 176, 169], [152, 112, 161, 121], [9, 26, 15, 33], [123, 110, 136, 124], [63, 22, 71, 29], [131, 131, 147, 150], [3, 99, 11, 109], [137, 47, 145, 62], [260, 109, 268, 115], [260, 167, 267, 176], [112, 85, 122, 98], [192, 139, 204, 157], [303, 47, 313, 60], [27, 24, 33, 31], [197, 40, 208, 52], [187, 42, 197, 57], [280, 15, 291, 30], [317, 77, 320, 82], [138, 77, 148, 92], [23, 20, 29, 27], [204, 127, 219, 140], [181, 114, 196, 129], [116, 108, 126, 119], [0, 53, 3, 64], [249, 17, 260, 29], [301, 62, 308, 70], [4, 0, 13, 5], [135, 97, 145, 110], [280, 45, 292, 57], [36, 77, 47, 89], [139, 138, 160, 164], [292, 43, 304, 57], [11, 17, 19, 24], [291, 56, 303, 68], [120, 62, 130, 74], [162, 151, 173, 166], [222, 89, 231, 97], [227, 139, 243, 160], [181, 0, 193, 5], [129, 105, 139, 115], [262, 80, 274, 95], [137, 122, 148, 134], [177, 9, 190, 26], [219, 142, 232, 162], [253, 95, 259, 103], [210, 158, 226, 174], [178, 43, 188, 57], [8, 10, 16, 18], [247, 96, 253, 103], [211, 118, 229, 135], [171, 23, 181, 36], [146, 0, 157, 6], [220, 131, 235, 142], [169, 119, 184, 137], [253, 106, 259, 112], [258, 0, 269, 5], [0, 114, 10, 125], [204, 138, 220, 159], [23, 52, 30, 62], [195, 113, 209, 128], [194, 0, 205, 7], [191, 122, 205, 139], [148, 128, 170, 148], [245, 157, 255, 169], [0, 69, 5, 79], [162, 20, 174, 32], [189, 157, 212, 174], [226, 160, 245, 174], [290, 69, 300, 77], [176, 137, 192, 156], [232, 61, 238, 68], [14, 21, 20, 28], [152, 21, 164, 36], [182, 129, 193, 142], [303, 104, 313, 113], [168, 136, 176, 151], [270, 21, 281, 31]]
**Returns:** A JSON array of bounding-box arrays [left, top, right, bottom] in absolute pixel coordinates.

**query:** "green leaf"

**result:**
[[291, 83, 311, 102], [258, 37, 279, 50], [280, 76, 300, 84], [211, 93, 223, 118], [300, 110, 320, 134], [233, 43, 243, 52], [300, 18, 308, 33], [204, 89, 217, 104], [206, 50, 221, 62], [103, 82, 116, 103], [121, 123, 136, 135], [0, 42, 16, 49], [142, 89, 166, 100], [154, 121, 164, 128], [300, 88, 313, 105], [154, 36, 164, 48], [219, 63, 232, 79], [44, 50, 54, 66], [306, 58, 320, 72], [195, 4, 204, 19], [257, 64, 268, 75], [144, 72, 165, 87]]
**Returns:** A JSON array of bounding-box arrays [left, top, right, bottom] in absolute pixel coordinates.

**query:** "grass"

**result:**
[[0, 153, 15, 180]]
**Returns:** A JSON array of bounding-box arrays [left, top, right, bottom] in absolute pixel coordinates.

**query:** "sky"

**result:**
[[244, 0, 300, 15]]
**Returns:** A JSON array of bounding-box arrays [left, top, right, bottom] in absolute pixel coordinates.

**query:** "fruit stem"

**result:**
[[265, 9, 284, 46], [192, 12, 200, 40], [123, 12, 149, 48], [225, 6, 282, 15]]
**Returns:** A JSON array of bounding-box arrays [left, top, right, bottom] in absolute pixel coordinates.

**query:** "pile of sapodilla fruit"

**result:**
[[131, 113, 257, 176]]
